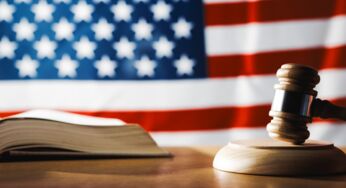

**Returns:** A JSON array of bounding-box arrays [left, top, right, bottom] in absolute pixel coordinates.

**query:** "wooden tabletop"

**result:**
[[0, 147, 345, 188]]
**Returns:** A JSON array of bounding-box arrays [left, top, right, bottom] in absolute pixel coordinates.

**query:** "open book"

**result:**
[[0, 110, 170, 158]]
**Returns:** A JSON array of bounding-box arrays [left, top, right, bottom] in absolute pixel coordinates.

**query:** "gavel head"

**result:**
[[267, 64, 320, 144]]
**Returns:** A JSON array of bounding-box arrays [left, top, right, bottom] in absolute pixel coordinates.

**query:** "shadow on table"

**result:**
[[0, 147, 212, 177]]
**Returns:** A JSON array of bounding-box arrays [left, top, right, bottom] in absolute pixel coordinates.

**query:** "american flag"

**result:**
[[0, 0, 345, 145]]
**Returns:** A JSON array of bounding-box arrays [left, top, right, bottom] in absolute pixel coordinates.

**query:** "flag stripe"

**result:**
[[151, 122, 346, 146], [206, 16, 346, 56], [0, 69, 345, 110], [205, 0, 346, 26], [209, 45, 346, 77], [0, 77, 274, 111], [0, 105, 269, 130], [0, 97, 345, 132], [0, 69, 345, 111]]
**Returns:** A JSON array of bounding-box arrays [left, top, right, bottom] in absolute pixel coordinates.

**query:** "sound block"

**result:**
[[213, 139, 346, 176]]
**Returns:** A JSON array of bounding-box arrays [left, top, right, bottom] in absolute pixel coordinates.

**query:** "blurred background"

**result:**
[[0, 0, 345, 146]]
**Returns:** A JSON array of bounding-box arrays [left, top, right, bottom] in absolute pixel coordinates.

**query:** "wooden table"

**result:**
[[0, 147, 345, 188]]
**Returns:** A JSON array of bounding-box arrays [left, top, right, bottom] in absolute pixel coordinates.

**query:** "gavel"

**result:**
[[267, 64, 346, 144]]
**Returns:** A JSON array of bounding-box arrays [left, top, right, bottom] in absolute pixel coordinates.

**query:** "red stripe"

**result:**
[[208, 45, 346, 77], [1, 98, 345, 132], [205, 0, 346, 26], [0, 105, 271, 131]]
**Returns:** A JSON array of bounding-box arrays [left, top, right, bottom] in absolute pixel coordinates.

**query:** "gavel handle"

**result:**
[[312, 98, 346, 121]]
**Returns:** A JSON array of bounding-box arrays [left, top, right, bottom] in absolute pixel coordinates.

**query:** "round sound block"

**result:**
[[213, 139, 346, 176]]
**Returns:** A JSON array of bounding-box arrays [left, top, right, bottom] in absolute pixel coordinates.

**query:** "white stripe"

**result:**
[[206, 16, 346, 56], [151, 122, 346, 146], [317, 68, 346, 99], [0, 69, 345, 111], [0, 76, 274, 111]]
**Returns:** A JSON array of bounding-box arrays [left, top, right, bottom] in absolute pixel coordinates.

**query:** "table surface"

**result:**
[[0, 147, 345, 188]]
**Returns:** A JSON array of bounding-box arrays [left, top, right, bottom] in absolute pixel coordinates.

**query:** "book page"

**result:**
[[8, 109, 126, 126]]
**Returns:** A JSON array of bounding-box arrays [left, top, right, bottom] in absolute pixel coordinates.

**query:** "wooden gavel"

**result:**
[[267, 64, 346, 144]]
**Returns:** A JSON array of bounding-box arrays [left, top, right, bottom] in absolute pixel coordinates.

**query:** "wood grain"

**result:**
[[0, 147, 345, 188], [213, 139, 346, 176]]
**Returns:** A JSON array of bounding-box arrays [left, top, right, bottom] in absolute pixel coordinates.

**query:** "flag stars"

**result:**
[[134, 0, 149, 3], [172, 18, 193, 39], [55, 55, 79, 78], [174, 55, 195, 76], [92, 19, 115, 40], [134, 56, 156, 77], [13, 19, 37, 41], [153, 37, 174, 58], [71, 1, 94, 22], [53, 0, 71, 3], [0, 37, 17, 59], [73, 37, 96, 59], [113, 37, 135, 59], [32, 0, 55, 22], [93, 0, 110, 3], [151, 1, 172, 21], [94, 56, 117, 78], [0, 1, 15, 22], [15, 55, 39, 78], [132, 19, 153, 40], [0, 0, 201, 80], [34, 36, 57, 59], [53, 18, 75, 40], [111, 1, 133, 22]]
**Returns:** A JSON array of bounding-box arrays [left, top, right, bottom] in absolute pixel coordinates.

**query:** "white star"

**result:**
[[113, 37, 135, 59], [0, 1, 15, 22], [53, 0, 71, 3], [73, 37, 96, 59], [15, 55, 39, 78], [34, 36, 57, 59], [71, 1, 94, 22], [55, 55, 79, 78], [32, 0, 54, 22], [94, 56, 117, 77], [13, 19, 36, 41], [174, 55, 195, 76], [53, 18, 75, 40], [92, 19, 115, 40], [153, 37, 174, 58], [132, 19, 153, 40], [0, 37, 17, 59], [151, 1, 172, 21], [15, 0, 32, 3], [135, 0, 149, 3], [134, 0, 149, 3], [93, 0, 110, 3], [111, 1, 133, 22], [172, 18, 193, 39], [134, 56, 156, 77]]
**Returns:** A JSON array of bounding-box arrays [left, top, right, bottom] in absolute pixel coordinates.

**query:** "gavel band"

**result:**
[[271, 90, 314, 117]]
